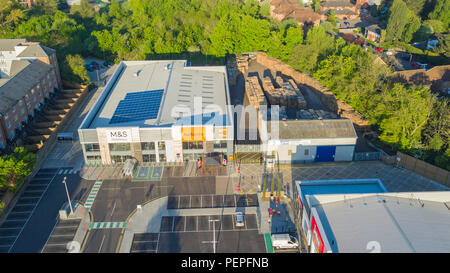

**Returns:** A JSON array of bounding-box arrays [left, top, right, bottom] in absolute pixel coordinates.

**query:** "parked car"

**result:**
[[271, 234, 299, 249], [411, 61, 420, 68], [103, 61, 113, 67], [375, 47, 384, 53], [344, 21, 350, 26], [85, 64, 94, 72], [235, 212, 244, 227], [90, 61, 99, 66]]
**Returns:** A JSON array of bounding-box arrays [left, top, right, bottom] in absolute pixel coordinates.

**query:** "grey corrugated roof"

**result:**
[[316, 194, 450, 253], [0, 39, 26, 51], [0, 59, 52, 114], [16, 44, 50, 58], [267, 119, 357, 139]]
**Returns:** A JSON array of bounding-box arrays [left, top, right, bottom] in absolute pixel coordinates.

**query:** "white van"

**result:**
[[271, 234, 299, 249]]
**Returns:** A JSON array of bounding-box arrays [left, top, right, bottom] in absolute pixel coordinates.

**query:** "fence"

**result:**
[[353, 152, 381, 161], [396, 152, 450, 187]]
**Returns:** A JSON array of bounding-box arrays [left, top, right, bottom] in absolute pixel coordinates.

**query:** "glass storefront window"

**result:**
[[143, 154, 156, 162], [85, 143, 100, 152], [109, 143, 131, 152], [141, 142, 155, 150], [87, 155, 101, 161], [158, 141, 165, 151], [111, 155, 132, 163], [213, 141, 227, 149], [159, 153, 166, 162], [182, 141, 203, 150]]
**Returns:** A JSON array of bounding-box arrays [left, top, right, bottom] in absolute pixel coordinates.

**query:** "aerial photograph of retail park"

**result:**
[[0, 0, 449, 256]]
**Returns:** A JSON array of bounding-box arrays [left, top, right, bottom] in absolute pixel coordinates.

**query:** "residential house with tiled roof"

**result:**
[[319, 0, 359, 20], [394, 65, 450, 97]]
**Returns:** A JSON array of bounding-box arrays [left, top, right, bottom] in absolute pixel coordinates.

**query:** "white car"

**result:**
[[271, 234, 299, 249], [235, 212, 245, 227]]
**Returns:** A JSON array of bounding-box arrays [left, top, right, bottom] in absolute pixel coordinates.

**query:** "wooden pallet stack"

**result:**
[[262, 76, 307, 110], [262, 77, 281, 105], [236, 54, 249, 74], [245, 76, 267, 109]]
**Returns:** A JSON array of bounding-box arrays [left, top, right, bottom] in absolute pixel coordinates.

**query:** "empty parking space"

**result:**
[[224, 195, 236, 207], [213, 195, 224, 208], [130, 233, 159, 253], [185, 216, 197, 232], [221, 215, 234, 231], [160, 216, 174, 232], [179, 196, 190, 208], [201, 195, 213, 208], [167, 196, 179, 209], [41, 219, 81, 253], [173, 216, 185, 232], [167, 194, 259, 209], [190, 195, 202, 208]]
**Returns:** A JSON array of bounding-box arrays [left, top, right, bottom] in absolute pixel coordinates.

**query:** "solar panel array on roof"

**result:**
[[110, 90, 164, 124]]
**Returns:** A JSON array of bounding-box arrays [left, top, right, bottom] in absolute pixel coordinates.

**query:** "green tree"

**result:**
[[61, 54, 90, 84], [70, 0, 95, 19], [403, 0, 426, 16], [428, 0, 450, 28], [422, 19, 446, 33], [378, 84, 434, 150], [327, 10, 337, 27], [312, 0, 321, 12], [0, 147, 35, 191], [385, 0, 410, 42]]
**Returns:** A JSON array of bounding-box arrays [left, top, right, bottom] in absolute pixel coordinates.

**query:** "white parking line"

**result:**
[[7, 168, 60, 253]]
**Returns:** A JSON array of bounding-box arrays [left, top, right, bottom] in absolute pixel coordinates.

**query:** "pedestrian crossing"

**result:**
[[88, 222, 128, 229], [84, 180, 103, 211], [58, 168, 79, 175]]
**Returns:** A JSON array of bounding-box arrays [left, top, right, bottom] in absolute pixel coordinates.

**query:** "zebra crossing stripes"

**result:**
[[88, 222, 128, 229], [57, 168, 79, 175], [84, 180, 103, 211]]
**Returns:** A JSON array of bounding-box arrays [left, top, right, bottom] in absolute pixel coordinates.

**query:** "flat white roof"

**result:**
[[85, 60, 231, 129], [311, 191, 450, 253]]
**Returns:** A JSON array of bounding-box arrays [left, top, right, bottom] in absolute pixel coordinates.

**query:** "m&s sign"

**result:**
[[106, 129, 132, 143]]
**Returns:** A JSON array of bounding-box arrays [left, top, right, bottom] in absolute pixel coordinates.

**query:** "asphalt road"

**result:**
[[83, 229, 122, 253], [6, 169, 92, 253]]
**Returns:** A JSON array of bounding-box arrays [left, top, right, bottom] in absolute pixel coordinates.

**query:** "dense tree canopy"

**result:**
[[0, 0, 448, 170]]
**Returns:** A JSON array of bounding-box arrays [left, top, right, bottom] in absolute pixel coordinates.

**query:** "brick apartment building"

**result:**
[[0, 39, 62, 151]]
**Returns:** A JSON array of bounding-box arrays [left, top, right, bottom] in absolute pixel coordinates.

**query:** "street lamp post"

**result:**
[[62, 176, 74, 215], [202, 219, 220, 253]]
